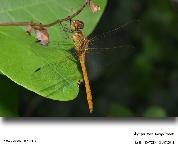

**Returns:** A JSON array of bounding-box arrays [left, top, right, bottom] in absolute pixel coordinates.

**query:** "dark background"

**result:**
[[1, 0, 178, 117]]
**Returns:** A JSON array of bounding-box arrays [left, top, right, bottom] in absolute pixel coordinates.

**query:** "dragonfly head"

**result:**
[[71, 20, 84, 31]]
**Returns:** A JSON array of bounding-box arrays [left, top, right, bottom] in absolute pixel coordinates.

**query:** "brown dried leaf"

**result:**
[[89, 1, 100, 13], [35, 27, 49, 46]]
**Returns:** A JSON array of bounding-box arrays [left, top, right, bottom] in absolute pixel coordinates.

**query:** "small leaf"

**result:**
[[144, 106, 167, 117], [34, 27, 49, 46], [109, 103, 134, 117], [89, 1, 101, 13]]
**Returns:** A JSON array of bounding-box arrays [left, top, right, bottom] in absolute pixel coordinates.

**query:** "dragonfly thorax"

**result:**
[[72, 30, 90, 55]]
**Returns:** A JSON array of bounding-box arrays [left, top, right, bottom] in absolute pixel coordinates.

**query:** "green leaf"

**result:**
[[0, 0, 107, 101], [144, 106, 167, 117], [0, 76, 19, 116], [109, 103, 134, 117]]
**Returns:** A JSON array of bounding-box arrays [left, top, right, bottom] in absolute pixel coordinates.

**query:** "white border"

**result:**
[[0, 118, 177, 150]]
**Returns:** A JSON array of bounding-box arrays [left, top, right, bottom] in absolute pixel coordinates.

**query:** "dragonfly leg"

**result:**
[[58, 22, 73, 40], [77, 80, 83, 87]]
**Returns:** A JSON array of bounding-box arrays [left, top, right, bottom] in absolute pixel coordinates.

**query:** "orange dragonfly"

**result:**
[[31, 19, 139, 113]]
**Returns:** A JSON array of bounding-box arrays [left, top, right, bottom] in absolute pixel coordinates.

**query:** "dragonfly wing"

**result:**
[[89, 20, 141, 48]]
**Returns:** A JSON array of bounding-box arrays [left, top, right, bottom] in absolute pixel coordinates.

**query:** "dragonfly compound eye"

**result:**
[[71, 20, 84, 31]]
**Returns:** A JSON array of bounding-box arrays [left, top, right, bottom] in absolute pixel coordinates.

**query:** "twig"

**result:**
[[0, 0, 90, 28], [44, 1, 89, 27]]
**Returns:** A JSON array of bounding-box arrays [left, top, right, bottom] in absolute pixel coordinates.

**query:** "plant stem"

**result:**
[[0, 0, 90, 28]]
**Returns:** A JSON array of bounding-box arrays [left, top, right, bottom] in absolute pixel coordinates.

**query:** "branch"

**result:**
[[0, 0, 90, 28], [44, 1, 89, 27]]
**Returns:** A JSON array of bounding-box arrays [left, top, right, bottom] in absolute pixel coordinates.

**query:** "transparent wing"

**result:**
[[88, 19, 141, 52], [82, 20, 140, 78]]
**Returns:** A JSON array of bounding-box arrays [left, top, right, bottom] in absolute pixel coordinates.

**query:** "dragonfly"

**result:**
[[71, 20, 94, 113], [31, 19, 139, 113]]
